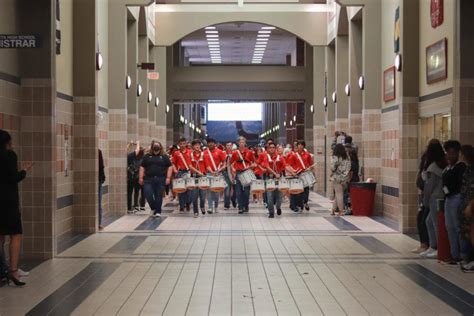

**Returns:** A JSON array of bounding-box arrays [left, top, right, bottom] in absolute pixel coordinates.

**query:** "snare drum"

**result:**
[[186, 178, 197, 190], [238, 169, 256, 187], [278, 178, 290, 192], [210, 176, 226, 192], [198, 177, 210, 190], [289, 179, 304, 195], [251, 179, 265, 194], [265, 179, 276, 192], [299, 171, 316, 188], [172, 178, 187, 193]]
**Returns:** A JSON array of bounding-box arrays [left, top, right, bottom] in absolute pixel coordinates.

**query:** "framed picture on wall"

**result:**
[[426, 38, 448, 84], [383, 66, 396, 102]]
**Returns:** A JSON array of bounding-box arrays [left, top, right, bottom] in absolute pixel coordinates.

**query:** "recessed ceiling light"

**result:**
[[205, 30, 218, 34], [257, 38, 269, 41], [209, 48, 220, 51], [254, 48, 265, 51], [255, 44, 267, 48], [258, 30, 271, 34], [205, 26, 216, 30], [261, 26, 275, 30], [206, 34, 219, 38], [207, 39, 219, 42], [257, 34, 270, 38]]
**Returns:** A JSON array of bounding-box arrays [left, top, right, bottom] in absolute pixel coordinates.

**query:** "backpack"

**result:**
[[128, 159, 141, 180]]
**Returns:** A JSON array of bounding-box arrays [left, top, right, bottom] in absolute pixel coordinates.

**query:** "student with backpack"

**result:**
[[127, 142, 145, 213]]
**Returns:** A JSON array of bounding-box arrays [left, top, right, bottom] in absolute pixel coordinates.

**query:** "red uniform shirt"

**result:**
[[190, 151, 207, 175], [288, 150, 313, 173], [255, 152, 268, 177], [204, 148, 226, 172], [172, 149, 192, 171], [230, 148, 255, 171], [266, 153, 286, 175]]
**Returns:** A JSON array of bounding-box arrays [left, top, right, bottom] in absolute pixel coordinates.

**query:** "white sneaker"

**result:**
[[426, 249, 438, 259], [153, 213, 162, 218], [18, 269, 29, 277], [419, 248, 435, 257]]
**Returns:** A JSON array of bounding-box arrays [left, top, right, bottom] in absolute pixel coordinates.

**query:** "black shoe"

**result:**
[[238, 209, 244, 214], [179, 208, 184, 212], [304, 204, 310, 211], [194, 213, 198, 218], [232, 202, 237, 208], [186, 203, 191, 212], [201, 208, 206, 215], [277, 209, 282, 216], [268, 214, 274, 218], [243, 207, 249, 213], [6, 271, 25, 287]]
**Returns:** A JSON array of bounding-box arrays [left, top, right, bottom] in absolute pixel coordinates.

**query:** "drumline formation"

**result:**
[[171, 136, 316, 218]]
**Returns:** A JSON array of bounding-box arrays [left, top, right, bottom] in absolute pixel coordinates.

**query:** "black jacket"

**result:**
[[99, 149, 106, 183], [442, 162, 466, 197], [0, 149, 26, 205]]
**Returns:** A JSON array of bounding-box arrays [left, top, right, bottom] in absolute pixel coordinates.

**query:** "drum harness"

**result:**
[[207, 148, 220, 175], [191, 151, 204, 178], [178, 151, 190, 178], [267, 154, 281, 179]]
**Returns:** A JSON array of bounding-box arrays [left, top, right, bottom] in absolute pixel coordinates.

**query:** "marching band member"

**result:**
[[223, 142, 237, 210], [189, 139, 207, 217], [172, 137, 192, 212], [230, 136, 256, 214], [287, 140, 314, 212], [204, 138, 227, 214], [263, 142, 286, 218]]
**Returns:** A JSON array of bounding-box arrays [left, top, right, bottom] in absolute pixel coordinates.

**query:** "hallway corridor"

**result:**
[[1, 193, 473, 316]]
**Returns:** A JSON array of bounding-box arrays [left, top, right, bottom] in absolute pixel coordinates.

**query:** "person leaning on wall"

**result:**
[[0, 129, 33, 286]]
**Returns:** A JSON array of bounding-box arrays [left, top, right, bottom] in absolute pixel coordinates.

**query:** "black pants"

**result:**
[[417, 203, 430, 245], [127, 177, 145, 210]]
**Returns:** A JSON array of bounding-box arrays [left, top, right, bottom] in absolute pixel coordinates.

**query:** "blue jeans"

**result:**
[[176, 171, 190, 209], [235, 171, 250, 211], [445, 194, 462, 260], [266, 189, 281, 215], [144, 176, 166, 214], [191, 178, 207, 213], [98, 181, 104, 226], [425, 198, 441, 249]]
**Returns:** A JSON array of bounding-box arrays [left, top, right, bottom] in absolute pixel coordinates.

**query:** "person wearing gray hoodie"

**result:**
[[421, 142, 447, 259]]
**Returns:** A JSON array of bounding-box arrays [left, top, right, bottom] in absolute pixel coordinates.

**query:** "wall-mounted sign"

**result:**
[[394, 7, 400, 53], [0, 34, 42, 48], [147, 72, 159, 80], [431, 0, 444, 28], [383, 66, 396, 102]]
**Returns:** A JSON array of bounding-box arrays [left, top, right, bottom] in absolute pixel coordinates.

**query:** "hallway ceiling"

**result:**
[[157, 0, 326, 3], [181, 22, 297, 65]]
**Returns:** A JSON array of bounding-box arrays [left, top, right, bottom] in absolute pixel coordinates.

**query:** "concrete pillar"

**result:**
[[335, 35, 349, 132], [154, 46, 167, 144], [127, 18, 138, 142], [137, 34, 149, 145], [325, 45, 336, 198], [313, 46, 326, 195], [107, 1, 128, 214], [348, 17, 363, 146], [148, 46, 156, 141]]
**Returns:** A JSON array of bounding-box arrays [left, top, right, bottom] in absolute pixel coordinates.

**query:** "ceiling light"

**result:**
[[255, 45, 267, 48], [258, 30, 271, 34], [283, 121, 286, 127], [136, 84, 142, 96], [323, 96, 327, 107], [345, 84, 351, 96], [206, 34, 219, 38], [332, 91, 337, 103], [125, 75, 132, 89], [261, 26, 276, 30], [96, 52, 103, 70], [257, 34, 270, 38], [257, 38, 269, 41], [207, 38, 219, 42], [310, 104, 314, 113], [254, 48, 265, 51], [205, 30, 218, 34], [166, 104, 170, 113], [358, 75, 365, 90], [395, 53, 402, 71], [147, 92, 152, 103], [205, 26, 216, 30], [293, 115, 296, 121], [155, 97, 159, 107], [252, 61, 262, 63]]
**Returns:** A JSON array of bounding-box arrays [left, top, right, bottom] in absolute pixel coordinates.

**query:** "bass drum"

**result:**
[[198, 177, 210, 190]]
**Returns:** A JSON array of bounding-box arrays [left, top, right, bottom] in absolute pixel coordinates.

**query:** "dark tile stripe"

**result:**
[[57, 233, 90, 254], [98, 106, 109, 113], [135, 217, 166, 230], [392, 264, 474, 315], [26, 262, 119, 316], [56, 91, 73, 102], [351, 236, 398, 253], [0, 71, 21, 85], [371, 216, 399, 231], [382, 185, 399, 197], [324, 217, 361, 231], [419, 88, 453, 102], [57, 194, 74, 210], [105, 235, 147, 254], [102, 213, 121, 227], [381, 104, 399, 113]]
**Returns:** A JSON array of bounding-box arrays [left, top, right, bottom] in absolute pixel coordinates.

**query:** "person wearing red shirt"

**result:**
[[172, 137, 192, 212], [264, 142, 286, 217], [230, 136, 256, 214], [188, 139, 207, 217], [204, 138, 227, 214], [287, 140, 314, 212], [223, 142, 237, 209]]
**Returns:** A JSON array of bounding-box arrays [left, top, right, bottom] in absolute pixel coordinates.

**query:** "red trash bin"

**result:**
[[349, 182, 376, 216]]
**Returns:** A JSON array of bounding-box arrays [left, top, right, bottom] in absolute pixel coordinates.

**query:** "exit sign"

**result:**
[[148, 72, 159, 80]]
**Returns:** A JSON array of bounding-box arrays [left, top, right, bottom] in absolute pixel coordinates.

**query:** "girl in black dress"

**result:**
[[0, 130, 33, 286]]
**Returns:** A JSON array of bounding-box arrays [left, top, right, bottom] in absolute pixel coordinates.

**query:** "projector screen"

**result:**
[[207, 103, 262, 121]]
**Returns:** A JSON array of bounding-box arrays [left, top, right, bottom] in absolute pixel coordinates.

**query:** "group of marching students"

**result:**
[[127, 136, 316, 218]]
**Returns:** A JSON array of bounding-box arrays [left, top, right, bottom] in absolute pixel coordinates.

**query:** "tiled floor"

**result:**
[[1, 193, 474, 315]]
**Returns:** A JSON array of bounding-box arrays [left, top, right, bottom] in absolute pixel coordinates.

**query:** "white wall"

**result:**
[[97, 0, 109, 108], [0, 0, 20, 76], [56, 0, 74, 95]]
